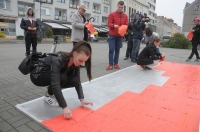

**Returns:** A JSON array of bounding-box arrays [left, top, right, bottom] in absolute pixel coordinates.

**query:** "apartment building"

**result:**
[[182, 0, 200, 35], [155, 16, 181, 38], [0, 0, 111, 36], [0, 0, 18, 36]]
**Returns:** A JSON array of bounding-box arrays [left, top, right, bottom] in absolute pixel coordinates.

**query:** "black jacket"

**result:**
[[137, 44, 162, 65], [192, 25, 200, 42], [131, 21, 146, 40], [20, 16, 39, 35], [31, 54, 84, 108]]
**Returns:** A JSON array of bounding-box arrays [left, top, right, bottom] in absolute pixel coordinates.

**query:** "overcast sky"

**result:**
[[156, 0, 195, 27]]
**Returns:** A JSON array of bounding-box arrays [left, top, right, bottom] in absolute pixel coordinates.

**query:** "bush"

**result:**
[[161, 33, 191, 49], [45, 28, 53, 38], [0, 32, 6, 38], [37, 36, 42, 42], [16, 35, 24, 40]]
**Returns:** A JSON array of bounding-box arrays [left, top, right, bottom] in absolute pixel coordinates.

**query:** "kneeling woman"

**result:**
[[30, 41, 93, 119], [137, 37, 164, 70]]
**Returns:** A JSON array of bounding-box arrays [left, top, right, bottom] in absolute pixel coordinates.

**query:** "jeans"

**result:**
[[108, 35, 123, 65], [131, 38, 141, 61]]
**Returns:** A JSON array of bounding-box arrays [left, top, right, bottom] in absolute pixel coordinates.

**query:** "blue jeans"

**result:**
[[108, 35, 123, 65], [131, 39, 141, 61]]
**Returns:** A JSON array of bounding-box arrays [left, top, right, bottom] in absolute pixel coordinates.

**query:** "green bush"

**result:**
[[0, 32, 6, 38], [161, 33, 191, 49], [16, 35, 24, 40], [37, 36, 42, 42], [45, 28, 53, 38]]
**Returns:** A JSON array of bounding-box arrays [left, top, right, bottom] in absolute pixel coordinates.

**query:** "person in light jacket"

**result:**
[[71, 4, 89, 46]]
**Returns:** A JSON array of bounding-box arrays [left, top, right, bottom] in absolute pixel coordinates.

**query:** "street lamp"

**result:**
[[34, 0, 53, 39]]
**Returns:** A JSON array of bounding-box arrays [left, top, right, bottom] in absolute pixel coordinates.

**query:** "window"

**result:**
[[0, 0, 10, 9], [94, 16, 99, 23], [103, 0, 110, 5], [0, 0, 5, 9], [84, 1, 89, 8], [41, 7, 50, 15], [57, 0, 65, 3], [103, 6, 108, 13], [18, 5, 30, 16]]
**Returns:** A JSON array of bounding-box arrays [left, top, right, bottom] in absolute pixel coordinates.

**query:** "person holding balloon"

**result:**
[[186, 17, 200, 62]]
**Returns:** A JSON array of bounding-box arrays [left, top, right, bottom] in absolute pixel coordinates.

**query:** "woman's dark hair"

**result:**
[[153, 36, 160, 43], [145, 27, 153, 37], [27, 8, 34, 17], [58, 41, 92, 81]]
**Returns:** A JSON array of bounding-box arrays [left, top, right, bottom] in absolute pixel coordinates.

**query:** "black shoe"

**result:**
[[145, 66, 152, 70], [194, 58, 200, 62], [141, 65, 147, 70], [124, 57, 128, 60], [131, 60, 137, 63]]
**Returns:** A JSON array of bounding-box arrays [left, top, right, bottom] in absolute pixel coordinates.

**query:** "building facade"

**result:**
[[182, 0, 200, 35]]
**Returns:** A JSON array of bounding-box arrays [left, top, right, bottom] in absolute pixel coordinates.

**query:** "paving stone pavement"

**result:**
[[0, 42, 199, 132]]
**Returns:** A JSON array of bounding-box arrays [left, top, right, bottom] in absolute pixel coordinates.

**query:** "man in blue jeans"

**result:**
[[131, 13, 146, 63], [106, 1, 128, 70]]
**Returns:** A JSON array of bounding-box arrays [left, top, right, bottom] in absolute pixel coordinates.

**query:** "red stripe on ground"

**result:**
[[42, 62, 200, 132]]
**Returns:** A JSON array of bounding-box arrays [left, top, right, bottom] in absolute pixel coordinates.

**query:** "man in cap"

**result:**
[[71, 4, 89, 46]]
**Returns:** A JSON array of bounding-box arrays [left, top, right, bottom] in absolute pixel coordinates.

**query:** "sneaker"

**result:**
[[186, 59, 191, 62], [106, 65, 113, 70], [194, 58, 200, 62], [44, 94, 59, 107], [114, 64, 120, 69], [124, 57, 128, 60]]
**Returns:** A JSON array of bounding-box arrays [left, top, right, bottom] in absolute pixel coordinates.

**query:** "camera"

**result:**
[[131, 12, 150, 24]]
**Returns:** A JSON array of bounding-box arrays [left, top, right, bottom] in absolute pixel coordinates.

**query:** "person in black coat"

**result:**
[[186, 17, 200, 62], [124, 23, 133, 60], [30, 41, 93, 119], [20, 7, 39, 55], [137, 37, 164, 70]]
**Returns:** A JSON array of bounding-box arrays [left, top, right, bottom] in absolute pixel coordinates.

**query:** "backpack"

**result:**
[[18, 51, 55, 75]]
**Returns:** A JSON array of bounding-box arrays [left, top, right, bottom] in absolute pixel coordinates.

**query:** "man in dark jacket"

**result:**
[[186, 17, 200, 62], [106, 1, 128, 70], [131, 12, 146, 63], [124, 23, 133, 60], [137, 37, 164, 70], [20, 7, 39, 55]]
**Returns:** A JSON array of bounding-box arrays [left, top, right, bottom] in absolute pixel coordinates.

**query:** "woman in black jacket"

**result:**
[[20, 7, 38, 55], [30, 41, 93, 119], [137, 37, 164, 70]]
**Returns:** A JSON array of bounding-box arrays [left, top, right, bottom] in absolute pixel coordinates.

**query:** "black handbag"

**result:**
[[18, 55, 31, 75]]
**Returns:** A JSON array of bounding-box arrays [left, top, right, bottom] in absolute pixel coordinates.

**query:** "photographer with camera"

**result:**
[[130, 12, 147, 63]]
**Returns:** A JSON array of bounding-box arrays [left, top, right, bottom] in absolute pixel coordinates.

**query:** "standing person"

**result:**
[[131, 13, 146, 63], [71, 4, 89, 46], [186, 18, 200, 62], [30, 41, 93, 119], [124, 23, 133, 60], [106, 1, 128, 70], [137, 37, 164, 70], [20, 7, 39, 55]]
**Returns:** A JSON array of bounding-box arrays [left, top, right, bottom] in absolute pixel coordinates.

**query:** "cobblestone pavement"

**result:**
[[0, 42, 199, 132]]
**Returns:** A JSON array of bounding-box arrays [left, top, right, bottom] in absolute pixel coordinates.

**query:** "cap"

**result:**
[[193, 17, 200, 22], [79, 4, 87, 11]]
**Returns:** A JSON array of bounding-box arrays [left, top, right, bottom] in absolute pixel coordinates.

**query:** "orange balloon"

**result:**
[[118, 25, 128, 36], [86, 22, 95, 34], [187, 32, 193, 40]]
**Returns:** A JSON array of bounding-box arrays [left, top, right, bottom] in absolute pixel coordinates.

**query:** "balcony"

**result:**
[[69, 4, 78, 9], [55, 16, 67, 21], [93, 9, 101, 14]]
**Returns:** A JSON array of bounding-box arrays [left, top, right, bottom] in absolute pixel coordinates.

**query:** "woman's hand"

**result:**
[[80, 99, 93, 108], [63, 107, 72, 119]]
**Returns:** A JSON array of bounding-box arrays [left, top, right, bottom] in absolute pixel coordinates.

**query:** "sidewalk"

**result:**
[[0, 42, 199, 132]]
